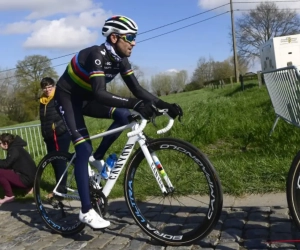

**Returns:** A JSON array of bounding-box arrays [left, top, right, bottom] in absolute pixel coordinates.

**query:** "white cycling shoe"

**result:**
[[79, 208, 110, 229]]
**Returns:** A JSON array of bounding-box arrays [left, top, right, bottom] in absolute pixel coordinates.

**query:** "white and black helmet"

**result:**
[[102, 15, 138, 37]]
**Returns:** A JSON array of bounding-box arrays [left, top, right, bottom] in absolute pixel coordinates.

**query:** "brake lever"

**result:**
[[150, 107, 168, 128], [150, 115, 157, 127]]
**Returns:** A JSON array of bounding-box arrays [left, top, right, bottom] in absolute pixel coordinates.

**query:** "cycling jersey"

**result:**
[[57, 42, 158, 107]]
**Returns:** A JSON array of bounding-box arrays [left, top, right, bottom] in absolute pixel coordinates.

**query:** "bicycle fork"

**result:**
[[140, 141, 175, 195], [151, 152, 175, 193]]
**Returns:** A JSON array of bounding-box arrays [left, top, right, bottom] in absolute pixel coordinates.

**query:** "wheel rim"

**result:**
[[290, 161, 300, 224]]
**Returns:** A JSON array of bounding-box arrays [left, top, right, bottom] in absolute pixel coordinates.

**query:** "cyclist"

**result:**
[[54, 15, 183, 229]]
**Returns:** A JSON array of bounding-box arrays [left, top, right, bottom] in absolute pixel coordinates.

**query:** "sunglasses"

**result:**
[[117, 34, 136, 43]]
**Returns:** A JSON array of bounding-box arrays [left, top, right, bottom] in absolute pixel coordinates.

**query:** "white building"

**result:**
[[259, 34, 300, 72]]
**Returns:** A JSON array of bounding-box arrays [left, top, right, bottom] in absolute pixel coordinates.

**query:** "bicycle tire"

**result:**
[[34, 151, 85, 235], [287, 150, 300, 229], [124, 138, 223, 245]]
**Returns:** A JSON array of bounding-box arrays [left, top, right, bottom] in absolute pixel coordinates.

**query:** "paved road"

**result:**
[[0, 193, 299, 250]]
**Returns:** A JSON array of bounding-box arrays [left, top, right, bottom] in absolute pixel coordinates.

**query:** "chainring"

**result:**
[[90, 185, 108, 217]]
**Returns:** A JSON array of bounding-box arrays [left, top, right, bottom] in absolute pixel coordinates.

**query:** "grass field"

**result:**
[[7, 80, 300, 202]]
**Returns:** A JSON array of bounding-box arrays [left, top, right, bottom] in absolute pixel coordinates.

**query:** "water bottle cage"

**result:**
[[101, 153, 118, 180]]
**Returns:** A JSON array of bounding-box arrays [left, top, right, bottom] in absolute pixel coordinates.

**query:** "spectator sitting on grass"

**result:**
[[0, 133, 37, 204]]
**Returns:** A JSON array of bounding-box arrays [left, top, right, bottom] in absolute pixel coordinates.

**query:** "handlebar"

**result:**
[[127, 111, 174, 137], [157, 118, 174, 134]]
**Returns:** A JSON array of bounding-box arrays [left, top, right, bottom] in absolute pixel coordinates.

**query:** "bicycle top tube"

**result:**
[[89, 122, 134, 141], [89, 110, 175, 141]]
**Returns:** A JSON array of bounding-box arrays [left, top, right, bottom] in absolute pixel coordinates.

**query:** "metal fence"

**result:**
[[263, 66, 300, 135], [0, 124, 47, 159]]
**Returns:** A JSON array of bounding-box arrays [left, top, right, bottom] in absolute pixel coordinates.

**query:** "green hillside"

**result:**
[[84, 81, 299, 196]]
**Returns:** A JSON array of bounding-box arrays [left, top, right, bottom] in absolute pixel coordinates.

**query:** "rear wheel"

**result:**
[[124, 138, 223, 245], [34, 151, 85, 235]]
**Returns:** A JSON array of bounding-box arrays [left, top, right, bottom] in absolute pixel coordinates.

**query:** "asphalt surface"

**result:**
[[0, 192, 299, 250]]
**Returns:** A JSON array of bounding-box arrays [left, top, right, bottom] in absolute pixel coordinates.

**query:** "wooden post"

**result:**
[[257, 71, 262, 88]]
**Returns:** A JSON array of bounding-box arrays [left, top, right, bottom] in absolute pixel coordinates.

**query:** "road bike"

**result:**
[[286, 151, 300, 229], [34, 111, 223, 246]]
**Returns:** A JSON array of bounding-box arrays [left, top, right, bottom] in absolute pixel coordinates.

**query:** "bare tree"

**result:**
[[0, 69, 15, 114], [0, 69, 25, 125], [236, 2, 300, 60], [106, 78, 120, 94], [116, 62, 146, 98], [172, 70, 188, 93], [151, 73, 172, 96], [130, 62, 144, 81], [151, 75, 161, 96], [139, 79, 150, 92], [118, 84, 131, 97], [192, 57, 214, 86]]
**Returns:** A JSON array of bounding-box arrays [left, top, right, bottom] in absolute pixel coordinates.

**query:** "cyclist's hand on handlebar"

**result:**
[[133, 100, 156, 119], [156, 100, 183, 120]]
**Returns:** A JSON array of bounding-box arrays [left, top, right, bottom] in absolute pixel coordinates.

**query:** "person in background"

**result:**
[[39, 77, 71, 195], [0, 133, 37, 204]]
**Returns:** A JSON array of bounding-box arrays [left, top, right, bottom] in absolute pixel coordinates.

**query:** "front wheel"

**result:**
[[287, 151, 300, 229], [124, 138, 223, 246]]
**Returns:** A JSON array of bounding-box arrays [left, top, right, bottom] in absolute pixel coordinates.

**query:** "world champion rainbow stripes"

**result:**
[[67, 53, 134, 91], [67, 54, 104, 91]]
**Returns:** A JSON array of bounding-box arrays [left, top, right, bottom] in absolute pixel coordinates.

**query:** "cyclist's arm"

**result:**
[[86, 51, 138, 108], [121, 59, 160, 103]]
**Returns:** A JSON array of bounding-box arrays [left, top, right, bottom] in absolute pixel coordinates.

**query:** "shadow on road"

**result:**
[[0, 199, 299, 249]]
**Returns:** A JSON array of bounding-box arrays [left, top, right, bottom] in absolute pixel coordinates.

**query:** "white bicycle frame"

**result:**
[[52, 111, 175, 199]]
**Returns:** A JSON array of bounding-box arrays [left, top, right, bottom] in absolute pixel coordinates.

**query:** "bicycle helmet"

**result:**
[[102, 15, 138, 37]]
